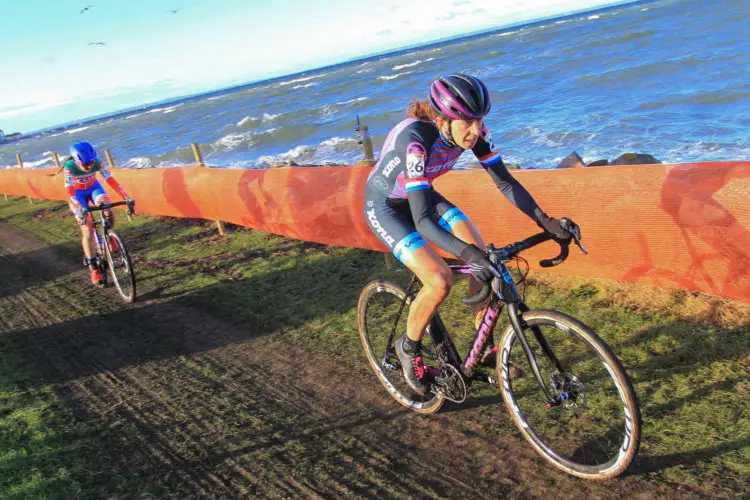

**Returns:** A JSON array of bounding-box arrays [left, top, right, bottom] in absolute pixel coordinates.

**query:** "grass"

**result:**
[[0, 196, 749, 498]]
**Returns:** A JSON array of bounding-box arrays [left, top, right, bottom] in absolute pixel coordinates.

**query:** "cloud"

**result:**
[[436, 11, 469, 21], [0, 103, 38, 114], [377, 29, 395, 36], [452, 0, 471, 5]]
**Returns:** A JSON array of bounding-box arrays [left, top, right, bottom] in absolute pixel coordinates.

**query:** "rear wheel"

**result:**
[[497, 309, 641, 479], [357, 280, 445, 414], [104, 230, 136, 303]]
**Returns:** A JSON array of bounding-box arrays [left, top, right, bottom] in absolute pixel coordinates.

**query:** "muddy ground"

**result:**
[[0, 222, 706, 498]]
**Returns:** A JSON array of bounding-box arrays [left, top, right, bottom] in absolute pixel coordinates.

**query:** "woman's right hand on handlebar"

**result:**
[[460, 244, 495, 283], [538, 214, 581, 241]]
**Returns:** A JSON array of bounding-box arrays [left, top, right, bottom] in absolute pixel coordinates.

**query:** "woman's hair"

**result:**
[[406, 99, 440, 121]]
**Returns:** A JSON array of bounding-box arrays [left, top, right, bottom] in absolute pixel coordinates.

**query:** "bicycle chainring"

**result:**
[[433, 363, 467, 404]]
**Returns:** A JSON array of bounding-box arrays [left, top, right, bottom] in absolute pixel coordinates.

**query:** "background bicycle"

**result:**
[[83, 200, 136, 303]]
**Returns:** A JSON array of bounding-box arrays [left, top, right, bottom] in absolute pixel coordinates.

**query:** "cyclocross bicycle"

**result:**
[[358, 227, 641, 479], [83, 200, 136, 303]]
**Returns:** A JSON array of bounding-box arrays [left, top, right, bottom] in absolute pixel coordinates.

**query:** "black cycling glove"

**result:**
[[537, 213, 581, 241], [460, 244, 495, 283]]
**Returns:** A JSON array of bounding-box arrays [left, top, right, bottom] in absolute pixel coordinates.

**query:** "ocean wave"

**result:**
[[588, 15, 600, 20], [356, 68, 375, 74], [661, 141, 750, 163], [214, 131, 256, 151], [151, 104, 183, 114], [637, 89, 750, 110], [377, 71, 414, 81], [292, 82, 318, 89], [236, 112, 281, 128], [336, 97, 368, 105], [251, 136, 359, 167], [121, 157, 153, 169], [237, 116, 254, 127], [279, 74, 325, 86], [21, 156, 56, 169], [393, 58, 435, 71], [66, 126, 90, 134], [578, 55, 710, 86]]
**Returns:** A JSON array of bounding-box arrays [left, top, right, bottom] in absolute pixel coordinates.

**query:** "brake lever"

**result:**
[[573, 233, 588, 255], [560, 218, 588, 255]]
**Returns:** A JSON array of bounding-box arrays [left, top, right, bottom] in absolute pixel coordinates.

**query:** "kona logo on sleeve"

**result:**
[[382, 156, 401, 177], [367, 208, 395, 246]]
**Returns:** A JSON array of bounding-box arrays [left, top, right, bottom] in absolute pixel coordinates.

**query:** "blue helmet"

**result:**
[[70, 141, 97, 164]]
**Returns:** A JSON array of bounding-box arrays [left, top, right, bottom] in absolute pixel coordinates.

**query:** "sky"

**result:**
[[0, 0, 637, 133]]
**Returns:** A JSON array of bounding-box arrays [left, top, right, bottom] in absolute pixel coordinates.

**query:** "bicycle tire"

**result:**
[[497, 309, 641, 479], [104, 230, 136, 303], [357, 280, 445, 414]]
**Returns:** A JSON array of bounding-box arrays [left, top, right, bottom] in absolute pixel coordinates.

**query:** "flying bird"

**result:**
[[81, 4, 93, 14], [167, 9, 181, 14], [88, 42, 106, 46]]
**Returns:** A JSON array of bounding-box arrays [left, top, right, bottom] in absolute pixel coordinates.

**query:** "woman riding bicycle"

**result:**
[[65, 141, 134, 286], [363, 74, 580, 395]]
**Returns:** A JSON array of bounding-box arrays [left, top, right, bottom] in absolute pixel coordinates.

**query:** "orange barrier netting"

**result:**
[[1, 162, 749, 303]]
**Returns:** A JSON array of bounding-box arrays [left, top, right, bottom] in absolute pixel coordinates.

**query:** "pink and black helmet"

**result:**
[[428, 74, 491, 121]]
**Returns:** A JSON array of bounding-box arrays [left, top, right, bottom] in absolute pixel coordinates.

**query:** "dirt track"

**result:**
[[0, 222, 703, 498]]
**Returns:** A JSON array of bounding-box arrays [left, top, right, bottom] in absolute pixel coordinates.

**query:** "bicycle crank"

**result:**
[[432, 364, 467, 404]]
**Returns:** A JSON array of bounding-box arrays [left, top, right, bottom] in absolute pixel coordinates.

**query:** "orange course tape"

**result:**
[[1, 162, 749, 303]]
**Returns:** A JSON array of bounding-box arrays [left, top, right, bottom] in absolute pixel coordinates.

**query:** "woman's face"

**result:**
[[75, 159, 95, 172], [439, 118, 483, 149]]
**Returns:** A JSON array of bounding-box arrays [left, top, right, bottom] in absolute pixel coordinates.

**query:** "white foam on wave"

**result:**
[[393, 60, 422, 71], [236, 112, 280, 128], [378, 71, 414, 81], [336, 97, 368, 105], [237, 116, 254, 127], [356, 68, 374, 74], [588, 15, 600, 20], [66, 126, 90, 135], [279, 74, 325, 86], [214, 132, 255, 151], [21, 157, 55, 169], [122, 157, 152, 169], [292, 82, 318, 89], [252, 136, 359, 167], [392, 58, 435, 71], [152, 103, 183, 114]]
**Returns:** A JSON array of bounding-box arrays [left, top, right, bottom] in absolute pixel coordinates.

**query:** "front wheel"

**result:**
[[497, 309, 641, 479], [104, 230, 136, 303], [357, 280, 445, 414]]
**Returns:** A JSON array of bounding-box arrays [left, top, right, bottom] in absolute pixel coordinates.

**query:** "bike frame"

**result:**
[[86, 201, 129, 264], [396, 259, 567, 405]]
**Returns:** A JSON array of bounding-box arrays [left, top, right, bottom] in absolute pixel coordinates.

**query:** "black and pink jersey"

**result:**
[[367, 118, 503, 199], [364, 118, 543, 259]]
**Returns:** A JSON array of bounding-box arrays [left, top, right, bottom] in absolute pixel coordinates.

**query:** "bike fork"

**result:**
[[506, 302, 557, 404]]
